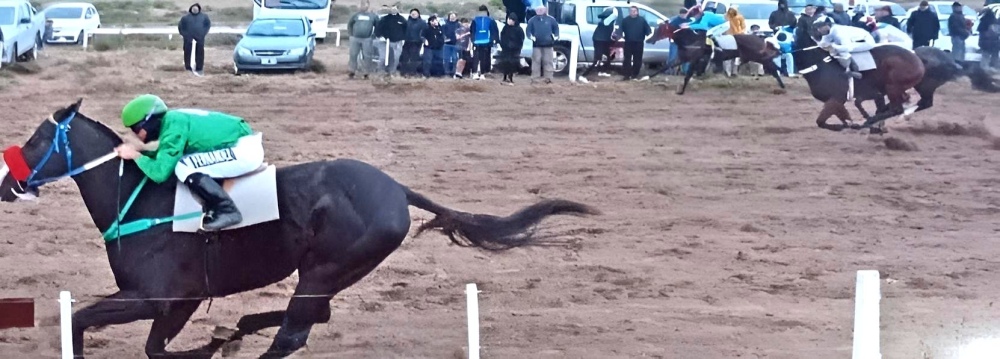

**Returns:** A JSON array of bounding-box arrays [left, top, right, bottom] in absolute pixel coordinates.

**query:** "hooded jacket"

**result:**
[[405, 15, 427, 43], [768, 0, 797, 30], [593, 7, 617, 41], [500, 14, 525, 54], [978, 10, 1000, 51], [948, 12, 970, 39], [178, 4, 211, 41]]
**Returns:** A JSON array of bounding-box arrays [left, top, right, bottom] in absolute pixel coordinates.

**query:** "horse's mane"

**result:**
[[52, 105, 125, 147]]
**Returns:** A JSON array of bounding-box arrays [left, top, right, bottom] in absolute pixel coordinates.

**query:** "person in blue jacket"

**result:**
[[687, 6, 726, 31]]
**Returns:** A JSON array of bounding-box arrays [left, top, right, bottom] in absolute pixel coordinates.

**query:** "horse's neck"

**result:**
[[72, 160, 146, 236]]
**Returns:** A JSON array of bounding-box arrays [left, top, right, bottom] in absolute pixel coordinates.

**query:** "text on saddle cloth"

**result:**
[[173, 164, 280, 233]]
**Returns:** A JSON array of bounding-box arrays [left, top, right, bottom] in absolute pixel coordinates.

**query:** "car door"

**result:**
[[18, 3, 30, 52]]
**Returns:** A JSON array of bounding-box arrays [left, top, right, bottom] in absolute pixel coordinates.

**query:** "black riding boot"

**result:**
[[185, 173, 242, 231], [847, 58, 862, 79]]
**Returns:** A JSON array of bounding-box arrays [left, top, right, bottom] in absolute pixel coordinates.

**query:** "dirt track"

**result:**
[[1, 45, 1000, 359]]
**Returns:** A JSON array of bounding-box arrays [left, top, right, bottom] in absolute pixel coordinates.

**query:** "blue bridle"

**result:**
[[24, 111, 82, 188]]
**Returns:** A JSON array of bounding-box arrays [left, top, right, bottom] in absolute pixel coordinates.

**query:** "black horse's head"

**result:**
[[0, 99, 123, 202]]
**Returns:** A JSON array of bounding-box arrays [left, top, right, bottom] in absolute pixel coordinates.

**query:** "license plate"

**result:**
[[261, 57, 277, 65]]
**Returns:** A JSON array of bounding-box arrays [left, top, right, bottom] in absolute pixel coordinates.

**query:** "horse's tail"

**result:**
[[965, 64, 1000, 93], [404, 187, 600, 251]]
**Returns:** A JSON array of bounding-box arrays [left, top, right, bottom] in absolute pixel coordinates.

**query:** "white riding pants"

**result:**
[[174, 132, 264, 181]]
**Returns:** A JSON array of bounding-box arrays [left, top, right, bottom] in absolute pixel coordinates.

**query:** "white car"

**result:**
[[904, 1, 977, 22], [0, 0, 45, 64], [42, 2, 100, 44]]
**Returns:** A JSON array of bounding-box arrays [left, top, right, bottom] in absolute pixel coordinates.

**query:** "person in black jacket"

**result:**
[[499, 13, 525, 84], [978, 7, 1000, 70], [948, 2, 970, 62], [579, 6, 617, 81], [375, 5, 407, 76], [619, 6, 651, 80], [876, 6, 901, 28], [399, 8, 427, 77], [907, 1, 940, 48], [178, 3, 211, 76], [793, 4, 816, 50], [768, 0, 797, 30], [421, 16, 445, 77]]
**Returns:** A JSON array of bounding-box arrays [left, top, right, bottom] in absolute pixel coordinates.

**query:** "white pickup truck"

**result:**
[[500, 0, 671, 75], [0, 0, 44, 64]]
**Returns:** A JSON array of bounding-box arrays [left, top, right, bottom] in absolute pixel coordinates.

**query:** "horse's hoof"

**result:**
[[849, 123, 863, 130]]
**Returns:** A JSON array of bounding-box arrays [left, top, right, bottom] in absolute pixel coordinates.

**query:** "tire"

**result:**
[[317, 37, 325, 44], [11, 45, 17, 62], [76, 30, 85, 45], [552, 44, 570, 76], [233, 63, 242, 76]]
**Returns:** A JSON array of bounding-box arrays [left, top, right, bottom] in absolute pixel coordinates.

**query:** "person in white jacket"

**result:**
[[868, 18, 913, 50], [811, 15, 876, 79]]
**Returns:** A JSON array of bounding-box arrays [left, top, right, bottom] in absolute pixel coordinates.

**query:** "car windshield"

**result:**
[[0, 7, 15, 25], [247, 19, 305, 36], [734, 4, 778, 19], [46, 7, 83, 19], [262, 0, 327, 10], [787, 0, 832, 9]]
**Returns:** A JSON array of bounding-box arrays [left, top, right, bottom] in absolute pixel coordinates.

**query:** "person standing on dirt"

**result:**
[[526, 5, 559, 83], [421, 15, 445, 77], [469, 5, 500, 80], [619, 6, 651, 81], [375, 4, 407, 76], [348, 1, 379, 79], [400, 8, 427, 77], [178, 3, 211, 77], [948, 2, 970, 62], [578, 6, 617, 82], [793, 4, 816, 50], [499, 13, 525, 85], [978, 7, 1000, 71], [442, 12, 460, 76], [907, 1, 940, 48]]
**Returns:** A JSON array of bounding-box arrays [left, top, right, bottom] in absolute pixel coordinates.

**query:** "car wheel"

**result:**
[[12, 45, 18, 62], [317, 38, 325, 44], [76, 31, 85, 45], [552, 44, 570, 75], [233, 63, 242, 76]]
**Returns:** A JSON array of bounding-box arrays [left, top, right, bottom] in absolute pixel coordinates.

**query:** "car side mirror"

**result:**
[[19, 17, 30, 24], [308, 32, 316, 38]]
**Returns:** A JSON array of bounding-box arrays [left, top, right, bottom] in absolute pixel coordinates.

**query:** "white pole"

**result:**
[[59, 291, 74, 359], [81, 31, 88, 49], [466, 283, 480, 359], [568, 36, 579, 82], [852, 270, 881, 359]]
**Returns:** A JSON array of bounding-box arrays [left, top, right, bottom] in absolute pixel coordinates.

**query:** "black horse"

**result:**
[[0, 100, 599, 358]]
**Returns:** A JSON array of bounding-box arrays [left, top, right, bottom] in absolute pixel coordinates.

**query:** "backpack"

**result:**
[[473, 15, 491, 45]]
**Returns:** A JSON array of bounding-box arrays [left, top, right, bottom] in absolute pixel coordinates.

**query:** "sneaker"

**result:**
[[578, 76, 590, 84], [193, 70, 204, 77], [349, 72, 356, 79], [454, 73, 463, 79], [788, 74, 799, 78], [636, 76, 650, 82], [598, 72, 611, 77]]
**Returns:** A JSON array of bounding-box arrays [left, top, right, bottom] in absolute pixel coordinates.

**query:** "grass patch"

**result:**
[[92, 34, 181, 51], [92, 0, 181, 25], [4, 63, 43, 75], [204, 34, 242, 47], [84, 55, 113, 68]]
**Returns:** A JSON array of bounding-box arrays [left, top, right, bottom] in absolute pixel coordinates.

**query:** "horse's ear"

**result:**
[[70, 98, 83, 112]]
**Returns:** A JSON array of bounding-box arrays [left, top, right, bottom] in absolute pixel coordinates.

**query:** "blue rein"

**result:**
[[25, 111, 79, 188]]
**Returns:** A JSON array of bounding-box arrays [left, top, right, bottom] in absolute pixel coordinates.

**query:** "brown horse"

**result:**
[[796, 44, 925, 132], [647, 23, 786, 95]]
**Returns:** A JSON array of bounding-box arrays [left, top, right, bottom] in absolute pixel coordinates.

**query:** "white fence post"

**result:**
[[568, 36, 579, 82], [853, 270, 881, 359], [59, 291, 74, 359], [466, 283, 480, 359]]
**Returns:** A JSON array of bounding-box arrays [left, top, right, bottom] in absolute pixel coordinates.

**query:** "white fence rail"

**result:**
[[85, 27, 341, 47]]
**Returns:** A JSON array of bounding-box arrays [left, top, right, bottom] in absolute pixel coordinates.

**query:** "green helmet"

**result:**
[[121, 94, 168, 127]]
